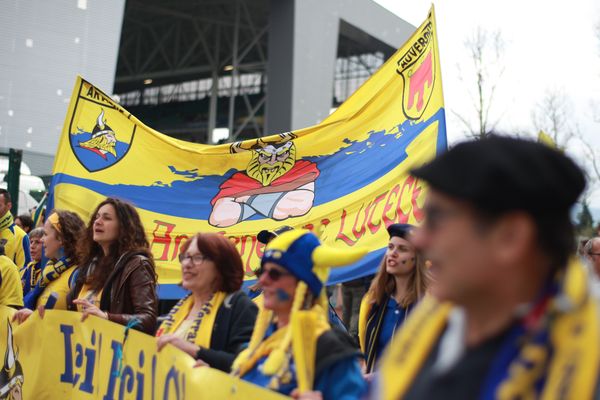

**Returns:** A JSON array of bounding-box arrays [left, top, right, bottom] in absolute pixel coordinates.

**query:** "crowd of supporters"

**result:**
[[1, 136, 599, 399]]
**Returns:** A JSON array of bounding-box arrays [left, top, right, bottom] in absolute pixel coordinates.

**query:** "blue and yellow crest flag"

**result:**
[[49, 7, 446, 298]]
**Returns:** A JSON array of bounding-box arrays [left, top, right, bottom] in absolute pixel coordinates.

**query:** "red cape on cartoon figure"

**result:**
[[211, 160, 320, 205]]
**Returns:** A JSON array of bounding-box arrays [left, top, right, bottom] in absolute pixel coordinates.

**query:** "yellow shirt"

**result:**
[[1, 225, 30, 269], [0, 255, 23, 307], [75, 282, 103, 312], [36, 266, 77, 310]]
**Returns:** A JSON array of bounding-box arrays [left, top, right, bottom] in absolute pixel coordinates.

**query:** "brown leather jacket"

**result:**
[[67, 251, 158, 334]]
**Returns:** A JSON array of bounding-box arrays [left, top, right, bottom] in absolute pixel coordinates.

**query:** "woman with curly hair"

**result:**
[[66, 197, 158, 334], [13, 210, 85, 322], [358, 223, 430, 373], [156, 232, 257, 371]]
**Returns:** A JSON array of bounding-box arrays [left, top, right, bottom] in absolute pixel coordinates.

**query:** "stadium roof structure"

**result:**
[[113, 0, 414, 143]]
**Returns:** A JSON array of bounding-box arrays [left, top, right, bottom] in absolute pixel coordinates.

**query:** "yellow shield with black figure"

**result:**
[[397, 13, 437, 121], [68, 79, 135, 173]]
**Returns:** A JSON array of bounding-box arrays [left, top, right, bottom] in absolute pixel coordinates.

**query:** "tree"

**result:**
[[453, 27, 506, 139], [576, 199, 595, 238], [531, 88, 575, 149]]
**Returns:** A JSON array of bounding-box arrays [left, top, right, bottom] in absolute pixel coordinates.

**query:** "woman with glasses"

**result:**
[[231, 229, 368, 399], [156, 232, 257, 372], [358, 223, 430, 373], [66, 197, 158, 334]]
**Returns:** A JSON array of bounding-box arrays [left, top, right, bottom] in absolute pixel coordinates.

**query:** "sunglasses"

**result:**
[[255, 266, 292, 281]]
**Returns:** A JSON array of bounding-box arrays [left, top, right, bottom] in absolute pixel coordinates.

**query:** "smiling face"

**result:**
[[385, 236, 416, 277], [179, 238, 218, 294], [42, 218, 62, 259], [92, 204, 120, 249], [258, 261, 298, 315]]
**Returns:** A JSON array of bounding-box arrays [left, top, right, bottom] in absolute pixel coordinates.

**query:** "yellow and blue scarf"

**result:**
[[378, 259, 600, 400], [20, 260, 42, 296], [23, 257, 73, 309], [156, 292, 226, 348], [0, 211, 14, 232]]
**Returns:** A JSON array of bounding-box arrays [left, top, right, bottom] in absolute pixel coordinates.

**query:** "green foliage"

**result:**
[[576, 201, 595, 237]]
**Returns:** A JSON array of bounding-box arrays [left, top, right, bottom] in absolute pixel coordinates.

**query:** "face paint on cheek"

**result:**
[[276, 288, 291, 302]]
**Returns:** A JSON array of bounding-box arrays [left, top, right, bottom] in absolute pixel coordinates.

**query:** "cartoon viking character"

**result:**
[[0, 321, 23, 400], [209, 135, 320, 227], [78, 110, 118, 159]]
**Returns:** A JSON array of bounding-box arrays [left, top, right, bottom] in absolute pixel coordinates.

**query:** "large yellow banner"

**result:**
[[0, 307, 287, 399], [48, 8, 446, 296]]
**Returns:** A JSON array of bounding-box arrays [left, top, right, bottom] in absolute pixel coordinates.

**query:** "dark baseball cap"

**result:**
[[257, 225, 294, 244], [387, 223, 415, 239]]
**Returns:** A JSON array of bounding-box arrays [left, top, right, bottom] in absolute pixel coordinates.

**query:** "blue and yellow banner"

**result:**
[[49, 8, 446, 297], [0, 307, 288, 399]]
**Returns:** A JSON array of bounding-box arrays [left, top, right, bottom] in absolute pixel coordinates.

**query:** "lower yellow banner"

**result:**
[[0, 307, 287, 399]]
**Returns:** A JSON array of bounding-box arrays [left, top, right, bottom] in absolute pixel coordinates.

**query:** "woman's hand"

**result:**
[[193, 359, 209, 368], [72, 299, 108, 321], [156, 334, 199, 358], [290, 389, 323, 400], [12, 308, 33, 324]]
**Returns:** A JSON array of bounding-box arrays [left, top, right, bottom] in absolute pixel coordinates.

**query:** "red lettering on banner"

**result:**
[[303, 223, 314, 231], [382, 185, 400, 227], [366, 192, 387, 234], [151, 220, 176, 261], [411, 178, 425, 222], [352, 203, 368, 239], [396, 177, 414, 224], [334, 176, 427, 245], [256, 241, 265, 259], [336, 209, 356, 246], [171, 234, 189, 260]]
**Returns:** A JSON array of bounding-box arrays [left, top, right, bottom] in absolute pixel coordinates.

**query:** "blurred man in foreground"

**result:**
[[375, 136, 599, 399]]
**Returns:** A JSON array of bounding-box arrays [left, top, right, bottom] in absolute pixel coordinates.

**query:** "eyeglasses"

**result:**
[[589, 252, 600, 257], [255, 266, 292, 281], [178, 253, 209, 265]]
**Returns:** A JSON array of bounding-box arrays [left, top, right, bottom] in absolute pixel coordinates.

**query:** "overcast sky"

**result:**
[[375, 0, 600, 209]]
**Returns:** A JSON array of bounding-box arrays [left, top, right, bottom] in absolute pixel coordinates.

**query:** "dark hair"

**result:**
[[475, 208, 574, 272], [0, 189, 11, 204], [48, 209, 86, 263], [180, 233, 244, 293], [16, 214, 34, 233], [534, 213, 575, 271], [77, 197, 153, 291]]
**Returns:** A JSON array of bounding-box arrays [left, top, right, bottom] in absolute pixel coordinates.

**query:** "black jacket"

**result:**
[[196, 290, 258, 372]]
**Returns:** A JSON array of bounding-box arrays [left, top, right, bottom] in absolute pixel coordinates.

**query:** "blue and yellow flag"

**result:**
[[49, 7, 446, 298]]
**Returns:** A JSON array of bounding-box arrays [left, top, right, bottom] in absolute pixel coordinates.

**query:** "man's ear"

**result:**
[[489, 211, 536, 266]]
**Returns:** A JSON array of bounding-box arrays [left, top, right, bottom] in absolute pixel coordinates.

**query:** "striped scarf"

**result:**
[[377, 259, 600, 400], [20, 260, 42, 296], [156, 292, 226, 348], [0, 211, 14, 232], [23, 257, 73, 309]]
